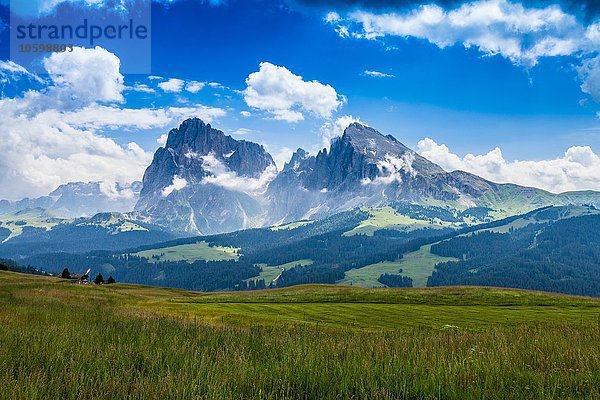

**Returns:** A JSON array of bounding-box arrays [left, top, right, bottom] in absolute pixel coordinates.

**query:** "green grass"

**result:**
[[338, 244, 458, 288], [1, 271, 600, 399], [246, 260, 313, 285], [343, 207, 452, 236], [270, 220, 315, 231], [0, 208, 63, 242], [133, 241, 240, 263]]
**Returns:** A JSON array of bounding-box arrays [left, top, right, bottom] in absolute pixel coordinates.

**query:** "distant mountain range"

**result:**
[[133, 118, 600, 234], [3, 117, 600, 262], [0, 181, 141, 219]]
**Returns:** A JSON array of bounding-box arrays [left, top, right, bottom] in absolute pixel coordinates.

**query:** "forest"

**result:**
[[428, 215, 600, 296]]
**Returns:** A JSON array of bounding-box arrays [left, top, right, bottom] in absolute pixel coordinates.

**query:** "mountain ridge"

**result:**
[[132, 118, 600, 234]]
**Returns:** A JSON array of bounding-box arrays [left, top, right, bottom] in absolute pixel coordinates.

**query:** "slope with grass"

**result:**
[[1, 271, 599, 399], [338, 244, 458, 288], [133, 241, 241, 263], [246, 259, 313, 285]]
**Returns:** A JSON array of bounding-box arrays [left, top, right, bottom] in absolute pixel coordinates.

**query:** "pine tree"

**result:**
[[60, 268, 71, 279], [94, 273, 104, 285], [107, 276, 116, 284]]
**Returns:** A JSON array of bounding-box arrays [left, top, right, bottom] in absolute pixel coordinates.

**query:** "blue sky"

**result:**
[[1, 0, 600, 198]]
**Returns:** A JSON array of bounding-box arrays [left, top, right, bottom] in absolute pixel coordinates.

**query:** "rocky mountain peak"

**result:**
[[135, 118, 276, 234], [336, 123, 411, 159]]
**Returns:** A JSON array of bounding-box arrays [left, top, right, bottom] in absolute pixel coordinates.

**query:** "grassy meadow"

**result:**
[[1, 271, 599, 399], [338, 244, 458, 288], [245, 259, 313, 285], [133, 241, 240, 263]]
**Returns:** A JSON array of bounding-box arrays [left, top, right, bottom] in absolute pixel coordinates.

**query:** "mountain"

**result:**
[[268, 123, 600, 223], [135, 118, 276, 234], [136, 119, 600, 234], [48, 181, 141, 218], [0, 181, 141, 219]]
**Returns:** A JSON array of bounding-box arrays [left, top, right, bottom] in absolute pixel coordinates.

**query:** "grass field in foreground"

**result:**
[[133, 241, 240, 263], [1, 271, 599, 399]]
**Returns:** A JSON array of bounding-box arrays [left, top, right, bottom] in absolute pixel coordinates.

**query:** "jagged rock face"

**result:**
[[135, 118, 276, 234], [136, 119, 600, 233], [267, 123, 464, 222]]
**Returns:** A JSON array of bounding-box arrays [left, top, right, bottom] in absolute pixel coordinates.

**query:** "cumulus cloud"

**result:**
[[185, 81, 205, 93], [43, 46, 125, 103], [158, 78, 185, 93], [319, 115, 364, 149], [0, 60, 44, 84], [162, 175, 188, 197], [128, 83, 155, 93], [361, 152, 416, 185], [243, 62, 345, 122], [0, 48, 225, 200], [417, 137, 600, 193], [578, 55, 600, 102], [364, 70, 395, 78], [240, 111, 251, 117], [200, 153, 278, 194], [329, 0, 596, 67]]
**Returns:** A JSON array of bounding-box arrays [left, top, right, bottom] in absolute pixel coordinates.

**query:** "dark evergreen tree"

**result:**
[[94, 273, 104, 285]]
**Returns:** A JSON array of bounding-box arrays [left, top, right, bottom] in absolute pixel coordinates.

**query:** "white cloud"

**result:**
[[148, 75, 163, 80], [0, 49, 225, 200], [162, 175, 188, 197], [331, 0, 594, 67], [232, 128, 252, 136], [364, 70, 395, 78], [186, 81, 205, 93], [208, 82, 224, 89], [0, 99, 153, 200], [128, 83, 155, 93], [319, 115, 363, 149], [157, 134, 168, 147], [325, 12, 341, 23], [0, 60, 45, 84], [243, 62, 345, 122], [158, 78, 185, 93], [578, 56, 600, 102], [200, 153, 277, 194], [417, 137, 600, 193], [271, 147, 294, 171], [240, 111, 251, 117], [361, 152, 416, 185], [43, 46, 125, 103], [54, 104, 226, 130]]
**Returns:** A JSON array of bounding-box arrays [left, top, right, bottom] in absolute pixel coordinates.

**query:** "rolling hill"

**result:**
[[16, 204, 600, 297], [1, 271, 598, 399]]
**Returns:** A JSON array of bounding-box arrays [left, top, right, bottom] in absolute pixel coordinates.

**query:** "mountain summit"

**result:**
[[135, 119, 600, 233], [135, 118, 276, 233]]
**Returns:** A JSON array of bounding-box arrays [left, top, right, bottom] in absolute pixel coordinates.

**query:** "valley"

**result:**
[[2, 120, 600, 298]]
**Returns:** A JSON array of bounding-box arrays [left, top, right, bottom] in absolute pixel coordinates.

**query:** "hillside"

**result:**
[[19, 204, 600, 296], [0, 209, 176, 258], [1, 271, 599, 399]]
